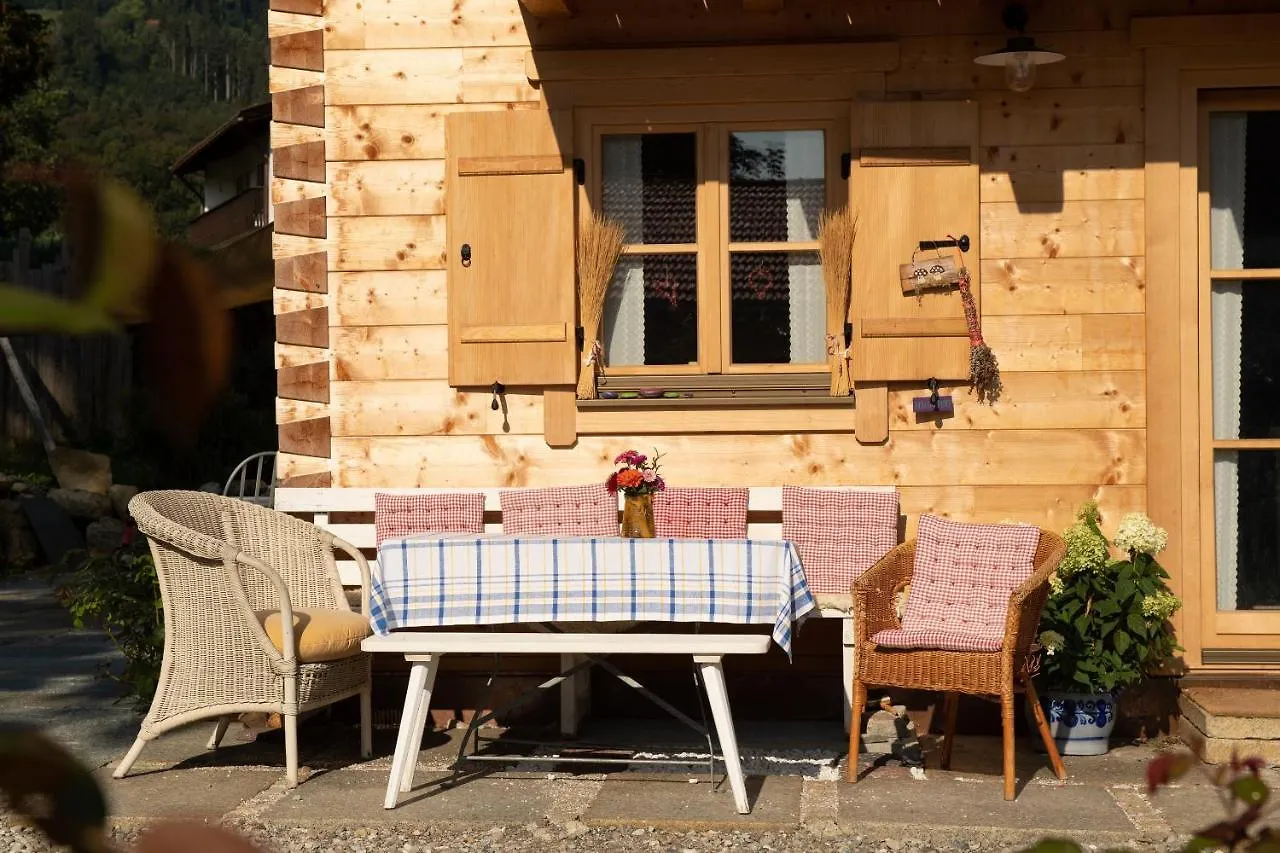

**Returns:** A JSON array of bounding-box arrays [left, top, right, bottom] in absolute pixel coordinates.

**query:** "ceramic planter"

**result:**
[[1029, 690, 1118, 756]]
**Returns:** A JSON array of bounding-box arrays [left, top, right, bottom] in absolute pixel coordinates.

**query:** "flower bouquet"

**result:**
[[606, 449, 665, 537]]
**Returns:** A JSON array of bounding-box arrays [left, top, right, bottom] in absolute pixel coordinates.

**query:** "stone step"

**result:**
[[1178, 686, 1280, 766]]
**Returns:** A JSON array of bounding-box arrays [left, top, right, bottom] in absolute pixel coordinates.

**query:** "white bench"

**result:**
[[275, 486, 897, 732], [363, 631, 771, 813]]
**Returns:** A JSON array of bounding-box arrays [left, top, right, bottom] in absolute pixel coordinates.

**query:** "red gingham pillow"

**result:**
[[653, 487, 748, 538], [781, 486, 899, 596], [373, 492, 486, 546], [500, 484, 617, 536], [872, 515, 1041, 652]]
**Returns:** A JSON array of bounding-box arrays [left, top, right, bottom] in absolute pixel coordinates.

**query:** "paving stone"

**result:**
[[96, 767, 279, 820], [1146, 782, 1243, 835], [262, 767, 579, 824], [585, 774, 801, 830], [838, 775, 1134, 834]]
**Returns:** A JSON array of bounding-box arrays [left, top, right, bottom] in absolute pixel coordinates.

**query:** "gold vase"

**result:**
[[621, 493, 655, 538]]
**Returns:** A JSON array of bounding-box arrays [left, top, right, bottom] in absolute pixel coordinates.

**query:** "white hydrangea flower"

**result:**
[[1038, 630, 1065, 655], [1141, 591, 1182, 620], [1113, 512, 1169, 556], [1048, 571, 1065, 597]]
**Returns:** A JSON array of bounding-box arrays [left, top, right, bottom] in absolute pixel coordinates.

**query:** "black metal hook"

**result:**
[[918, 235, 970, 253], [490, 381, 505, 411], [927, 377, 940, 407]]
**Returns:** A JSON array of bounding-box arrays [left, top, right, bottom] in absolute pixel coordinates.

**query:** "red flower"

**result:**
[[605, 472, 619, 495]]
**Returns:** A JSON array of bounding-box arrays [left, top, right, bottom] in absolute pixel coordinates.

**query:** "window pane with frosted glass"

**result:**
[[1210, 111, 1280, 270], [602, 134, 697, 245], [1214, 450, 1280, 611], [602, 254, 697, 367], [729, 251, 824, 364], [728, 130, 825, 243], [1212, 280, 1280, 440]]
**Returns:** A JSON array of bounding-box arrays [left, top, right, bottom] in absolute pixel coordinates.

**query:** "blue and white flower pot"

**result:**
[[1030, 691, 1118, 756]]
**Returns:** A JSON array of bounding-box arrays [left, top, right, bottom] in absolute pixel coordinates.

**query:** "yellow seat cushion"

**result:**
[[255, 608, 371, 663]]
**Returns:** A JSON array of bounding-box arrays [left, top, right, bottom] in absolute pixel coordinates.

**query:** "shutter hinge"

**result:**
[[573, 158, 585, 186], [840, 152, 852, 180], [575, 325, 585, 351]]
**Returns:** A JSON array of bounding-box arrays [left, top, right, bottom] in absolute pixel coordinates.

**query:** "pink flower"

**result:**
[[642, 468, 657, 483], [614, 450, 646, 467], [605, 472, 619, 495]]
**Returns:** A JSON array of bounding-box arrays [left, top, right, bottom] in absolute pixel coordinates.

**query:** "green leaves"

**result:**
[[1113, 630, 1131, 656], [1233, 776, 1270, 808]]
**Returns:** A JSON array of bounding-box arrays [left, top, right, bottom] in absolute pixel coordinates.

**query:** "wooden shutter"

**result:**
[[446, 110, 576, 387], [848, 101, 979, 382]]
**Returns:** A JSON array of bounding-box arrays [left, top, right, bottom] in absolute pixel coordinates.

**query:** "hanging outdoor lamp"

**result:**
[[973, 2, 1065, 93]]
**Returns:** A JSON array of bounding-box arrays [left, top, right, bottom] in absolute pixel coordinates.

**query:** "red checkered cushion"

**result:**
[[500, 484, 618, 536], [373, 492, 485, 546], [781, 486, 899, 596], [871, 515, 1041, 653], [653, 487, 748, 538]]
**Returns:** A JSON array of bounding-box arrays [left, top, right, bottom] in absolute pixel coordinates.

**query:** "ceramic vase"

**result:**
[[621, 493, 655, 538], [1029, 690, 1118, 756]]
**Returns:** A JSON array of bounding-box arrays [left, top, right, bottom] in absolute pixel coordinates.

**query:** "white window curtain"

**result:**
[[1210, 112, 1246, 611], [602, 138, 646, 366], [788, 258, 826, 364]]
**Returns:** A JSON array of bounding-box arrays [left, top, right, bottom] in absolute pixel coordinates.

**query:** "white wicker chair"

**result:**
[[114, 490, 373, 785]]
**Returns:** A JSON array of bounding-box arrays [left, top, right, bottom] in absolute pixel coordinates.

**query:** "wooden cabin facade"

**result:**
[[265, 0, 1280, 689]]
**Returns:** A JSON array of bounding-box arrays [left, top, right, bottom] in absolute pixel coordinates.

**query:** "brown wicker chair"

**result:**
[[113, 491, 373, 786], [847, 529, 1068, 800]]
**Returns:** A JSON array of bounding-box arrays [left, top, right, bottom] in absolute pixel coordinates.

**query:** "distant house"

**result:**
[[171, 101, 272, 311]]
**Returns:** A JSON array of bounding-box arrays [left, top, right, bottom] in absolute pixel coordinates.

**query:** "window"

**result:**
[[1203, 96, 1280, 613], [580, 105, 847, 378]]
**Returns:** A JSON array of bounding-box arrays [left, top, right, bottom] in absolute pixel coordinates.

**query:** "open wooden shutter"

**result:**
[[848, 101, 979, 383], [446, 110, 576, 387]]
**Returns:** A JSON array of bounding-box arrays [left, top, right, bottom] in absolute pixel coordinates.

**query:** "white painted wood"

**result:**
[[362, 632, 773, 656], [841, 618, 856, 734], [385, 657, 437, 809], [695, 655, 750, 815], [276, 484, 897, 515]]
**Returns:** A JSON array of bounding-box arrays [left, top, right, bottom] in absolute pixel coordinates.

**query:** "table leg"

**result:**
[[694, 655, 750, 815], [560, 653, 592, 737], [401, 654, 441, 793], [384, 655, 439, 809], [841, 617, 856, 734]]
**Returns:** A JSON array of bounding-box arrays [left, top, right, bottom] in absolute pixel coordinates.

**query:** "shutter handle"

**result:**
[[461, 243, 472, 268]]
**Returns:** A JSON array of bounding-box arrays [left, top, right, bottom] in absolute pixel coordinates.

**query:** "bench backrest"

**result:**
[[275, 486, 898, 586]]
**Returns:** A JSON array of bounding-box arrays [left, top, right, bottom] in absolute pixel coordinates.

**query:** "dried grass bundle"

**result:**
[[576, 212, 626, 400], [818, 208, 856, 396]]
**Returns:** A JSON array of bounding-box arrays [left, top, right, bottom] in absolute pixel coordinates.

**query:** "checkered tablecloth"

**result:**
[[371, 536, 816, 657]]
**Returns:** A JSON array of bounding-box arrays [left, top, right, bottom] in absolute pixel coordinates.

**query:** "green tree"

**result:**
[[0, 3, 64, 239]]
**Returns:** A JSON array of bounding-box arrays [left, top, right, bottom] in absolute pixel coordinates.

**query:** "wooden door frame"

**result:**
[[1140, 18, 1280, 670]]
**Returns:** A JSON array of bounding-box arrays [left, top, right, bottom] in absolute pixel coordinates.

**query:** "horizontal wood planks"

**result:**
[[295, 3, 1155, 560]]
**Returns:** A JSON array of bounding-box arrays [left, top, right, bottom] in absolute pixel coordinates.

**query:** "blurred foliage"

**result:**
[[1023, 752, 1279, 853], [0, 4, 64, 238]]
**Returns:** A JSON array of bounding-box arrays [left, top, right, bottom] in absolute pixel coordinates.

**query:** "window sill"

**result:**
[[581, 371, 853, 409]]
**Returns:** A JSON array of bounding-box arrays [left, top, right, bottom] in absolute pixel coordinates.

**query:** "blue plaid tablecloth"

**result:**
[[371, 536, 815, 657]]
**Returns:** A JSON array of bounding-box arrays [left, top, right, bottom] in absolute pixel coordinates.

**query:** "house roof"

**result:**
[[171, 101, 271, 176]]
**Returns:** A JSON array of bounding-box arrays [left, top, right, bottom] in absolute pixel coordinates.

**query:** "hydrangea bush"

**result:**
[[1036, 502, 1183, 695]]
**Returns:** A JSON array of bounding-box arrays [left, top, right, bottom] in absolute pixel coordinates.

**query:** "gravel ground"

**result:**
[[0, 815, 1191, 853]]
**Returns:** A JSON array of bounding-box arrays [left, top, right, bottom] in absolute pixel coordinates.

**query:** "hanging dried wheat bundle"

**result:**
[[818, 207, 856, 397], [957, 267, 1002, 404], [576, 212, 626, 400]]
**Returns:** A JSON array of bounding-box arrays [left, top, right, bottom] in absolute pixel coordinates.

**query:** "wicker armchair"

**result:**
[[113, 491, 373, 786], [847, 529, 1068, 800]]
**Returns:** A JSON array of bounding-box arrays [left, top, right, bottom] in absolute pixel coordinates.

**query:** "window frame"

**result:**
[[575, 102, 849, 379], [1196, 89, 1280, 635]]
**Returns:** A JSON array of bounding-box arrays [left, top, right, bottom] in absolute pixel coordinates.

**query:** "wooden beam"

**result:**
[[271, 30, 324, 72], [276, 306, 329, 348], [279, 417, 331, 458], [854, 382, 889, 445], [743, 0, 783, 10], [269, 0, 321, 15], [278, 469, 332, 488], [1132, 13, 1280, 47], [272, 85, 324, 128], [525, 41, 899, 84], [543, 388, 576, 448], [276, 251, 328, 293], [278, 362, 330, 403], [274, 196, 326, 238], [520, 0, 572, 18], [273, 140, 326, 182]]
